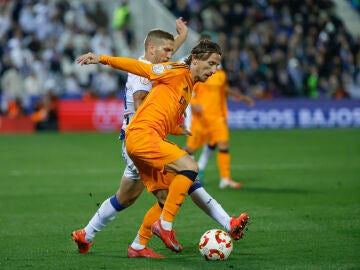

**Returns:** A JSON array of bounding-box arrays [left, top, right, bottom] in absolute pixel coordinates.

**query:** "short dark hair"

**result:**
[[184, 40, 222, 65], [144, 29, 174, 49]]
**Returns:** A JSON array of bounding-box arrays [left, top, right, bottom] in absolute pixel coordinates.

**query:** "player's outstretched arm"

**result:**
[[225, 84, 255, 107], [173, 17, 188, 53], [77, 53, 153, 80]]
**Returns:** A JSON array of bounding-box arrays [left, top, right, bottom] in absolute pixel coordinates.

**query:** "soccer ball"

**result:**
[[198, 229, 233, 260]]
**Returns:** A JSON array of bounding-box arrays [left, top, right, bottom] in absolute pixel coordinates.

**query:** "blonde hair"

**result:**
[[144, 29, 174, 50]]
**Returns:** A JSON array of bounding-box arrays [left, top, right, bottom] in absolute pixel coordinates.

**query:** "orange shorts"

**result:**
[[126, 128, 186, 192], [138, 167, 175, 192], [186, 116, 229, 150]]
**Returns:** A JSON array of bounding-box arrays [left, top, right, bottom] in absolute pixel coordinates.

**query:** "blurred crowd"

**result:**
[[0, 0, 133, 125], [161, 0, 360, 99], [0, 0, 360, 127]]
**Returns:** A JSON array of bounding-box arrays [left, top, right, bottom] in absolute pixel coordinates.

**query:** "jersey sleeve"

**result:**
[[100, 55, 187, 82], [127, 73, 152, 94], [101, 56, 152, 79]]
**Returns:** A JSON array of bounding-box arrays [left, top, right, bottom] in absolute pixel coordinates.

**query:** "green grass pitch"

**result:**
[[0, 128, 359, 270]]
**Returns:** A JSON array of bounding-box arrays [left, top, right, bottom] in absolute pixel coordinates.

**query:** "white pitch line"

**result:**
[[8, 168, 121, 176], [7, 163, 359, 176]]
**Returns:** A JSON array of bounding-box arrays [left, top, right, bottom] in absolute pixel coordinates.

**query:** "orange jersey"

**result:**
[[100, 56, 194, 138], [191, 69, 227, 121]]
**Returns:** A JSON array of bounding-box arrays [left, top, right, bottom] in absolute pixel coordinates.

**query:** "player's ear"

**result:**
[[148, 43, 156, 55], [192, 55, 198, 65]]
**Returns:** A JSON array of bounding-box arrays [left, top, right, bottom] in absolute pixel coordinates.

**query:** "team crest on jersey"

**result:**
[[140, 77, 150, 85], [166, 64, 172, 70], [152, 64, 165, 75]]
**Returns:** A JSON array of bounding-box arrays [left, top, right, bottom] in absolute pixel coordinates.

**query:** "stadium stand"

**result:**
[[0, 0, 359, 126], [160, 0, 360, 100]]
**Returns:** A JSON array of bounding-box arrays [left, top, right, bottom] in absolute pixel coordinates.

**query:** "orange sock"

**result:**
[[162, 174, 193, 222], [217, 151, 230, 179], [138, 202, 162, 245]]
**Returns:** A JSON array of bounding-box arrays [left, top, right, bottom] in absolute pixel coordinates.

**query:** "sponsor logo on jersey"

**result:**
[[152, 64, 165, 75], [140, 77, 150, 85]]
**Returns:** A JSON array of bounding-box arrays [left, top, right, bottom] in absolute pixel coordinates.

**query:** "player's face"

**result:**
[[192, 53, 221, 82], [153, 39, 175, 64]]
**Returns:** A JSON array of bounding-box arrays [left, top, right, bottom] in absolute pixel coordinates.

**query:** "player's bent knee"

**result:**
[[183, 158, 198, 172], [165, 155, 198, 174], [178, 170, 198, 182]]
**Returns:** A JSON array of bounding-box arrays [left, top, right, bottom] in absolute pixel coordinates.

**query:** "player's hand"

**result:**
[[76, 52, 101, 65], [176, 17, 188, 38], [242, 96, 255, 107]]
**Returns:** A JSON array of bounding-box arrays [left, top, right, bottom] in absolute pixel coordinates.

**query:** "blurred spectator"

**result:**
[[82, 86, 99, 101], [91, 27, 113, 55], [63, 72, 82, 96], [92, 68, 118, 98], [112, 1, 130, 30], [0, 6, 11, 38], [1, 65, 24, 112], [112, 1, 134, 48], [7, 97, 25, 118], [329, 74, 350, 99], [92, 1, 108, 28], [24, 71, 42, 96], [201, 3, 225, 32], [161, 0, 360, 100], [31, 91, 58, 131]]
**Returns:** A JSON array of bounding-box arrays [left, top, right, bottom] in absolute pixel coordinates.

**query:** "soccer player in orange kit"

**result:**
[[73, 24, 248, 259], [76, 40, 249, 255], [186, 67, 254, 188]]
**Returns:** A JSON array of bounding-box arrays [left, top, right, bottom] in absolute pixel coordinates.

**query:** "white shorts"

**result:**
[[121, 139, 140, 180]]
